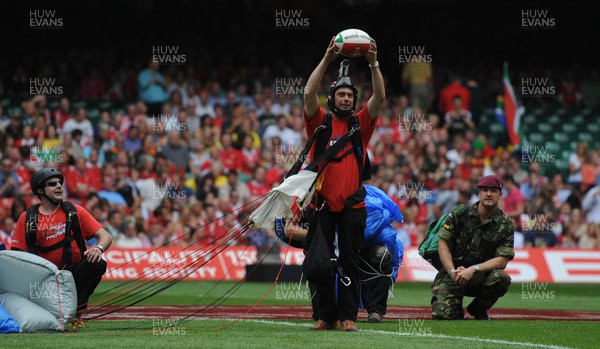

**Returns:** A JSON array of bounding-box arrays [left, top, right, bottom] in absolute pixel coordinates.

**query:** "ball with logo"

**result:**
[[334, 28, 373, 57]]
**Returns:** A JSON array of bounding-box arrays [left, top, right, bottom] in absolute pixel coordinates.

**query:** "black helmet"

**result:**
[[327, 59, 358, 117], [366, 244, 393, 274], [30, 167, 64, 196]]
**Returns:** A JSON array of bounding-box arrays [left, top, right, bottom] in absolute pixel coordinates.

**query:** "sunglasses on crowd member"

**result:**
[[46, 180, 63, 187]]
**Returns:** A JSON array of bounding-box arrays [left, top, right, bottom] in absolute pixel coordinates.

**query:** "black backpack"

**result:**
[[25, 201, 86, 269]]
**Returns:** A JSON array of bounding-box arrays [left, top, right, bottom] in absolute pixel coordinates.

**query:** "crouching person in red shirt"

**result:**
[[11, 167, 113, 322]]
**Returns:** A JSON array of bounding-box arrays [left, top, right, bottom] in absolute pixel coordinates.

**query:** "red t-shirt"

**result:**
[[304, 106, 376, 212], [53, 109, 71, 130], [438, 82, 471, 114], [11, 203, 102, 269], [197, 218, 226, 245], [265, 167, 284, 187], [247, 180, 270, 198], [16, 164, 32, 188], [241, 148, 260, 175], [220, 148, 244, 172], [85, 166, 102, 192], [65, 167, 97, 200]]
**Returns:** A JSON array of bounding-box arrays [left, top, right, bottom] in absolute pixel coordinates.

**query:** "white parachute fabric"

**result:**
[[0, 250, 77, 331], [0, 293, 61, 332], [249, 170, 317, 229]]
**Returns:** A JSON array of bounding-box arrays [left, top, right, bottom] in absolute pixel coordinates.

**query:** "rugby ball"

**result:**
[[334, 29, 372, 57]]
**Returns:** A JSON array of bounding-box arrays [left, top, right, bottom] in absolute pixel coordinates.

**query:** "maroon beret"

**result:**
[[476, 175, 503, 189]]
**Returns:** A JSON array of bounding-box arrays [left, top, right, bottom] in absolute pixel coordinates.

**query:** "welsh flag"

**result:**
[[503, 62, 526, 148]]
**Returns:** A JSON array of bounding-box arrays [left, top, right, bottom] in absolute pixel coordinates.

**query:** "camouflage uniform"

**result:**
[[431, 202, 514, 320]]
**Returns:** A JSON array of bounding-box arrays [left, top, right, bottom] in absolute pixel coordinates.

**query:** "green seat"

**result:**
[[522, 114, 536, 125], [87, 108, 101, 126], [545, 141, 562, 153], [571, 114, 585, 125], [537, 122, 553, 133], [111, 108, 125, 116], [555, 108, 568, 116], [528, 133, 545, 144], [490, 123, 505, 134], [579, 133, 593, 142], [553, 132, 569, 143], [72, 101, 87, 109], [48, 100, 59, 110], [562, 123, 577, 134], [568, 141, 579, 151], [531, 107, 545, 116], [555, 158, 569, 172], [587, 123, 600, 133], [98, 101, 113, 110], [547, 114, 560, 125], [7, 106, 23, 117]]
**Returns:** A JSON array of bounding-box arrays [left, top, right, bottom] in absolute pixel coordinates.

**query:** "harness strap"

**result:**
[[25, 201, 87, 269], [285, 122, 327, 178], [25, 204, 40, 255]]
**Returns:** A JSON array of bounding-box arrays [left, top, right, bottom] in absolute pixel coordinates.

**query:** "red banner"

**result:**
[[102, 247, 600, 283]]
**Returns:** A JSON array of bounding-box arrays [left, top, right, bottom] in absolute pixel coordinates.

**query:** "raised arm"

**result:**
[[365, 39, 385, 121], [304, 37, 340, 120]]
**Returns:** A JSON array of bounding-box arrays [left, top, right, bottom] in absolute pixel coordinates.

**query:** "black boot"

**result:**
[[466, 299, 490, 320]]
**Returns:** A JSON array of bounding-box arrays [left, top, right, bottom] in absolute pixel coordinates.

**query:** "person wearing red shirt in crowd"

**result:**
[[53, 97, 72, 131], [438, 73, 471, 115], [247, 166, 270, 199], [193, 203, 226, 245], [65, 157, 98, 203], [444, 95, 475, 143], [240, 134, 260, 176], [219, 132, 244, 173], [500, 174, 526, 229], [557, 71, 583, 108], [15, 163, 33, 197], [154, 152, 186, 179], [79, 68, 106, 101], [86, 148, 103, 192], [302, 37, 385, 332], [15, 125, 36, 149], [11, 168, 112, 322]]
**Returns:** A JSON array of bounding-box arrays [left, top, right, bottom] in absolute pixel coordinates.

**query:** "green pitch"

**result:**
[[92, 280, 600, 311], [2, 319, 598, 349], [1, 282, 598, 349]]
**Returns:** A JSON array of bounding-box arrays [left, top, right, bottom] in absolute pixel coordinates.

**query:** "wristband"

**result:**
[[450, 268, 456, 274], [95, 245, 104, 253], [369, 61, 379, 69]]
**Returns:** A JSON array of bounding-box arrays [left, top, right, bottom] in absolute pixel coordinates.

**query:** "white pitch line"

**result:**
[[95, 316, 576, 349], [234, 319, 576, 349]]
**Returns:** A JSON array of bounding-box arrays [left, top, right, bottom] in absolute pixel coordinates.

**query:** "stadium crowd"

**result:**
[[0, 48, 599, 252]]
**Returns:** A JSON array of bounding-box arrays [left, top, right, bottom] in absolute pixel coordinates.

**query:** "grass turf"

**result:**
[[1, 319, 598, 349], [92, 281, 600, 312], [2, 282, 598, 349]]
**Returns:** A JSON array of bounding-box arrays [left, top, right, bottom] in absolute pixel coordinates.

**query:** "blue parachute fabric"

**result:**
[[364, 185, 403, 244], [0, 304, 20, 334], [362, 185, 405, 280]]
